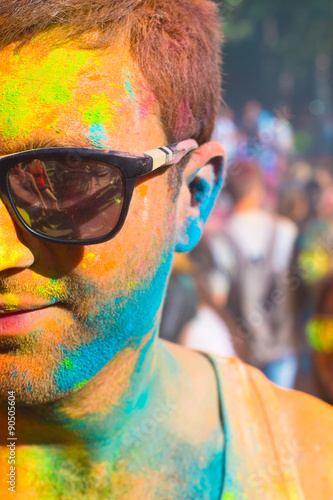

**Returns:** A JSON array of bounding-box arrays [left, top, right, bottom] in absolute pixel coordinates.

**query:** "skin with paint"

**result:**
[[0, 32, 332, 500], [0, 35, 225, 499]]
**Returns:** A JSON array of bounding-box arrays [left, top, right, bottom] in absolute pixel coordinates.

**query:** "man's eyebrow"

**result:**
[[0, 136, 91, 155]]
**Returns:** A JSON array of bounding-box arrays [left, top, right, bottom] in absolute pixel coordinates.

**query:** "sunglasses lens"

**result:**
[[8, 158, 125, 242]]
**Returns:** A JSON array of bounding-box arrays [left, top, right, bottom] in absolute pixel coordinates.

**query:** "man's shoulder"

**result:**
[[216, 356, 333, 495], [239, 361, 333, 452], [274, 382, 333, 435], [274, 384, 333, 485], [158, 347, 333, 495], [246, 362, 333, 496]]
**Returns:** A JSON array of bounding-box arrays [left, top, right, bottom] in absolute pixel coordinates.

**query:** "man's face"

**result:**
[[0, 35, 179, 404]]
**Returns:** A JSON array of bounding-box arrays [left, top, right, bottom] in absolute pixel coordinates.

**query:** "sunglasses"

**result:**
[[306, 316, 333, 354], [0, 139, 198, 245]]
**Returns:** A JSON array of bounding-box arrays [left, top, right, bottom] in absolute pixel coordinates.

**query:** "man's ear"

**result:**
[[175, 141, 225, 253]]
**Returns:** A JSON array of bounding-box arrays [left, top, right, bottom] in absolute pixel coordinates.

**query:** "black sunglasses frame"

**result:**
[[0, 140, 198, 246]]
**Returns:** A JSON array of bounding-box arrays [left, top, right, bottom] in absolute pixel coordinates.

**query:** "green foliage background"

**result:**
[[219, 0, 333, 115]]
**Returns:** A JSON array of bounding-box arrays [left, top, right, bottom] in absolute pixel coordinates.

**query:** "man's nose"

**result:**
[[0, 203, 34, 272]]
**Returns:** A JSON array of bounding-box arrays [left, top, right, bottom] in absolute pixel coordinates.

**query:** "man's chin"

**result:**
[[0, 379, 64, 406], [0, 354, 70, 405], [1, 387, 86, 408]]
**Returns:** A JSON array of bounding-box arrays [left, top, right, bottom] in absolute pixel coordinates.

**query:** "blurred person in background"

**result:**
[[273, 105, 295, 161], [319, 114, 333, 156], [238, 100, 262, 159], [210, 158, 299, 388], [288, 160, 313, 186], [295, 273, 333, 405], [278, 187, 310, 230], [293, 186, 333, 381], [279, 159, 314, 229], [212, 106, 238, 165], [296, 186, 333, 288], [313, 155, 333, 191], [238, 101, 294, 209], [293, 112, 316, 158], [160, 241, 244, 359]]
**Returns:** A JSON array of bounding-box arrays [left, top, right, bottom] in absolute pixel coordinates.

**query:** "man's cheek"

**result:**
[[78, 223, 174, 285], [79, 251, 100, 270], [53, 251, 173, 394]]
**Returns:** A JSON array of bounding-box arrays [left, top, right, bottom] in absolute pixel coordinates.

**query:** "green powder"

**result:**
[[0, 48, 90, 139]]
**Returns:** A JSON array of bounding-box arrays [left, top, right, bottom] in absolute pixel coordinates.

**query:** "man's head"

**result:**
[[0, 0, 224, 404], [226, 158, 264, 207], [0, 0, 222, 146]]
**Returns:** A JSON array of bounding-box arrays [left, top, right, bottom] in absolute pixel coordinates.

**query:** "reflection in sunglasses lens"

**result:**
[[8, 159, 125, 241]]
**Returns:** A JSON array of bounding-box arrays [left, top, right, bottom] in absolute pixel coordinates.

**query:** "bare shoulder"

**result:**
[[274, 385, 333, 496], [274, 385, 333, 450]]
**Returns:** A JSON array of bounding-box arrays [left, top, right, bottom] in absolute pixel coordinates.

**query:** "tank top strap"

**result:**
[[205, 355, 305, 500]]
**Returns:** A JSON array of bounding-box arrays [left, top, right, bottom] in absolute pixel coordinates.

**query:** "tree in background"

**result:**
[[220, 0, 333, 155]]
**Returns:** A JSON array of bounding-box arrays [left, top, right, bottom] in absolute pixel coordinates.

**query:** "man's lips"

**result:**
[[0, 305, 56, 336]]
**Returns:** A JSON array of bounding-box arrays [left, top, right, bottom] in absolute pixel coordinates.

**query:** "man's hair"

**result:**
[[0, 0, 222, 145]]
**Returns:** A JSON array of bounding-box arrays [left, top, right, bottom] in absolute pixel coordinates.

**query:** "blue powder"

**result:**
[[87, 123, 109, 149], [53, 253, 173, 395], [176, 217, 202, 253]]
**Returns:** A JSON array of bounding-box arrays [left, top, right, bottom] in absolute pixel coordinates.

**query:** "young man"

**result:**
[[0, 1, 332, 499]]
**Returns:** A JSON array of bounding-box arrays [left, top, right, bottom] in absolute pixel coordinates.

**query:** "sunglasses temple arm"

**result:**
[[145, 139, 199, 172]]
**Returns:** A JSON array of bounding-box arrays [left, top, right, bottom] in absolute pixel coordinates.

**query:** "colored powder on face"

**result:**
[[61, 359, 77, 371], [74, 379, 89, 390], [194, 178, 210, 204], [128, 281, 142, 289], [124, 70, 135, 99], [176, 217, 202, 253], [82, 94, 113, 125], [87, 123, 109, 149], [139, 94, 155, 119], [53, 252, 173, 395], [81, 252, 99, 270], [0, 48, 90, 139], [3, 293, 19, 309], [138, 184, 148, 197], [46, 116, 60, 131], [86, 253, 97, 261], [81, 94, 122, 136], [36, 279, 67, 300]]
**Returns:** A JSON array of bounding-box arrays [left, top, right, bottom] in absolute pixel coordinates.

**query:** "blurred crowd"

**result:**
[[160, 100, 333, 406]]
